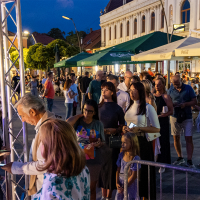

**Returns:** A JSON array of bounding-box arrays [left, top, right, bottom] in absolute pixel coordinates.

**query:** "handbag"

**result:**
[[145, 104, 161, 142], [109, 135, 122, 148], [73, 101, 78, 107]]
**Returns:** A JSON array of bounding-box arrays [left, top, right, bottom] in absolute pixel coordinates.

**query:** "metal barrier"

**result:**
[[124, 160, 200, 200]]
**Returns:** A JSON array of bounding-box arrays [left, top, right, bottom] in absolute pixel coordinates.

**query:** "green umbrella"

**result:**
[[54, 52, 93, 68], [77, 47, 152, 66]]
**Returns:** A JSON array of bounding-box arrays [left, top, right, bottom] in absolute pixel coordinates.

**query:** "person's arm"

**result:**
[[88, 81, 93, 99], [127, 171, 137, 186], [68, 90, 77, 99], [181, 98, 197, 108], [128, 104, 160, 133], [78, 83, 82, 93], [66, 114, 84, 126], [43, 81, 49, 97], [159, 94, 173, 118], [125, 93, 130, 112], [116, 167, 122, 192]]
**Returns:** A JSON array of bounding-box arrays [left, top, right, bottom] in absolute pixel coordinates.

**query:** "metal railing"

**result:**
[[124, 160, 200, 200]]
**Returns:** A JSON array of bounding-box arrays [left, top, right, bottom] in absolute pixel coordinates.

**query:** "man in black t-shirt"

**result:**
[[12, 72, 20, 100], [79, 71, 91, 110]]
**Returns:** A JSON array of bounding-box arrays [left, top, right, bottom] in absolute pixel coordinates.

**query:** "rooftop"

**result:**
[[105, 0, 132, 13], [82, 29, 101, 51], [32, 32, 54, 45]]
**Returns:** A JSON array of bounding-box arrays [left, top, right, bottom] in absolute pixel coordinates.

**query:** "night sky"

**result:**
[[7, 0, 109, 36]]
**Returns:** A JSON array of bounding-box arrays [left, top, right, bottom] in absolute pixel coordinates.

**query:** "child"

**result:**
[[115, 132, 141, 200]]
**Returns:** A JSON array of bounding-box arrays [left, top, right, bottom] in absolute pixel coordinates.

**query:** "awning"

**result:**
[[54, 52, 93, 68], [113, 31, 183, 54], [131, 37, 200, 62], [77, 47, 139, 66], [175, 42, 200, 57]]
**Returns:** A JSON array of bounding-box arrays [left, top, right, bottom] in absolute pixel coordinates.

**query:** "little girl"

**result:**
[[115, 132, 141, 200]]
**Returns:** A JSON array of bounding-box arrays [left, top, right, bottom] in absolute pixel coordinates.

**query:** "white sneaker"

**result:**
[[173, 158, 185, 165], [158, 167, 165, 173], [101, 197, 106, 200]]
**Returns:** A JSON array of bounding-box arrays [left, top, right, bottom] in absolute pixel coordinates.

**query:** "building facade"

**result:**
[[100, 0, 200, 74]]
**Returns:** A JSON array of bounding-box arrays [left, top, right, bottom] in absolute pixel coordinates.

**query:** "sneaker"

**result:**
[[186, 160, 196, 169], [158, 167, 165, 173], [101, 197, 106, 200], [173, 157, 185, 165]]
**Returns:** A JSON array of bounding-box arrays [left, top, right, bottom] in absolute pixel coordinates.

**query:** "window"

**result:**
[[161, 9, 165, 28], [142, 15, 145, 33], [109, 27, 111, 40], [114, 25, 117, 39], [134, 18, 137, 34], [127, 21, 130, 36], [151, 12, 155, 31], [104, 29, 106, 42], [120, 23, 123, 38], [181, 0, 190, 23]]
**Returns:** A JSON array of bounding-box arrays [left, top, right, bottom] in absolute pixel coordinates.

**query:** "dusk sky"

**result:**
[[8, 0, 109, 36]]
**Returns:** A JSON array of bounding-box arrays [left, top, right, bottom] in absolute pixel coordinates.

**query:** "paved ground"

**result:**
[[1, 95, 200, 199]]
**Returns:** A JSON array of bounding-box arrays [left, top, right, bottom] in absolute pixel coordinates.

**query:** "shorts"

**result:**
[[170, 116, 193, 137]]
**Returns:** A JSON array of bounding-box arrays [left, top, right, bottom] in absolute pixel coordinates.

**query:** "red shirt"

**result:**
[[148, 71, 154, 77], [44, 79, 55, 99]]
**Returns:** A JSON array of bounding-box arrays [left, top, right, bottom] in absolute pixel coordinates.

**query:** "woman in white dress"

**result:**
[[123, 82, 160, 200]]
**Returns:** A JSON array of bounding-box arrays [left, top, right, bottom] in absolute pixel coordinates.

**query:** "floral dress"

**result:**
[[33, 167, 90, 200]]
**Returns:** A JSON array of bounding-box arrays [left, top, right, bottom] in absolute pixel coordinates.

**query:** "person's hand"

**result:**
[[116, 184, 123, 193], [126, 127, 140, 133], [195, 105, 200, 111], [93, 139, 102, 148], [104, 128, 116, 135], [1, 162, 13, 174], [180, 103, 186, 109], [122, 126, 128, 134]]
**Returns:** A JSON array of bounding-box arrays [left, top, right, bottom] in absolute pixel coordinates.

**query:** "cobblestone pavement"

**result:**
[[1, 95, 200, 200]]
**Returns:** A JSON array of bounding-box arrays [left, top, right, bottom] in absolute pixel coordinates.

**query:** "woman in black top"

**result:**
[[98, 82, 125, 200], [154, 78, 173, 168]]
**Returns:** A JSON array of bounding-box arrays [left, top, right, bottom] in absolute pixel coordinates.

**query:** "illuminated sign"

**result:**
[[173, 24, 185, 32]]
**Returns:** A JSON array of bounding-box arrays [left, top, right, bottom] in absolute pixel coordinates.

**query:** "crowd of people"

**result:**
[[1, 67, 198, 200]]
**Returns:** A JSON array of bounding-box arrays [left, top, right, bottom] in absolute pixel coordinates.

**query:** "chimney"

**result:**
[[90, 28, 93, 33]]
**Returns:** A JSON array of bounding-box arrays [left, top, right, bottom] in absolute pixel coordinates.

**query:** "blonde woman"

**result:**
[[141, 79, 157, 111], [33, 119, 90, 199]]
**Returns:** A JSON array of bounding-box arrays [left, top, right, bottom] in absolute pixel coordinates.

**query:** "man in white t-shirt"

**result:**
[[117, 71, 133, 92], [100, 75, 130, 112]]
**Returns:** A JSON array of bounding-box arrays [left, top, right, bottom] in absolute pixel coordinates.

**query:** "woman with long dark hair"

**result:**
[[154, 78, 173, 170], [123, 82, 160, 200], [67, 99, 104, 200], [98, 82, 125, 200]]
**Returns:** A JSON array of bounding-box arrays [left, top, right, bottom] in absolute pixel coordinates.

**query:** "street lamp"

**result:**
[[62, 16, 81, 53]]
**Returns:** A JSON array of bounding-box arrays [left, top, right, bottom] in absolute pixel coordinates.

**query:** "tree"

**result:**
[[46, 39, 79, 69], [65, 30, 87, 47], [26, 43, 48, 70], [10, 48, 29, 69], [47, 28, 65, 40]]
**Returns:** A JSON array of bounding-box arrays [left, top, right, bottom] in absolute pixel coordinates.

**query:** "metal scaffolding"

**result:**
[[0, 0, 29, 199]]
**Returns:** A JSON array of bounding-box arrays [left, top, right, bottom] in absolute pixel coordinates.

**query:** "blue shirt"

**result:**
[[70, 83, 78, 103], [168, 83, 196, 119]]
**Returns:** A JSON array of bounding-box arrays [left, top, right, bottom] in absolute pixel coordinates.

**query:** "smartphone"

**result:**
[[0, 164, 5, 167], [129, 123, 137, 128]]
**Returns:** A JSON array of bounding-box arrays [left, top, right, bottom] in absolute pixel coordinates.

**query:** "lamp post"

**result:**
[[62, 16, 81, 53], [62, 16, 82, 75]]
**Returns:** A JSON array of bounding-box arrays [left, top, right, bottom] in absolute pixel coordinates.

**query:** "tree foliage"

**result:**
[[66, 31, 87, 47], [10, 48, 29, 69], [26, 39, 80, 70], [47, 28, 65, 40]]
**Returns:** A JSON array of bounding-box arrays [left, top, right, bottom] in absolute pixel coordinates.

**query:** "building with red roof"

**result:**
[[82, 28, 101, 53], [29, 32, 55, 46]]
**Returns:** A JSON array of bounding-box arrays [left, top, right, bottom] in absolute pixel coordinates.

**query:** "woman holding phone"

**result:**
[[67, 99, 104, 200], [123, 82, 160, 200]]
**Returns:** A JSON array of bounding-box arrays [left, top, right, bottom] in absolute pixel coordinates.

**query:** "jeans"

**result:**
[[65, 103, 73, 119], [31, 88, 38, 97], [46, 98, 54, 112]]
